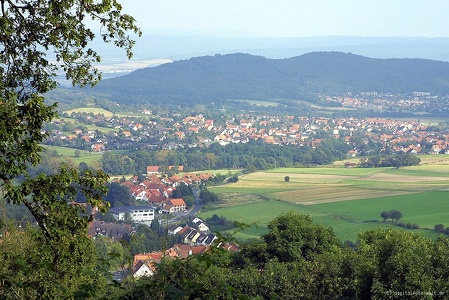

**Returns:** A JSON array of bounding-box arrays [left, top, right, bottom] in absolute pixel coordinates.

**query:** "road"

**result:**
[[168, 187, 202, 224]]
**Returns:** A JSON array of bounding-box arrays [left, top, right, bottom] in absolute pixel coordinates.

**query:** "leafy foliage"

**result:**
[[380, 209, 403, 222], [199, 187, 220, 204], [0, 0, 139, 298], [360, 154, 420, 168]]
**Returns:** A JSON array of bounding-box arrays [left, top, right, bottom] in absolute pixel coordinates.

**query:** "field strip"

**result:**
[[360, 173, 449, 182], [242, 172, 354, 184], [271, 187, 414, 205]]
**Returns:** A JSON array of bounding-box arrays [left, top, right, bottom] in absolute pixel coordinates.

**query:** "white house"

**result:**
[[110, 205, 156, 225], [192, 217, 209, 232], [132, 261, 154, 278]]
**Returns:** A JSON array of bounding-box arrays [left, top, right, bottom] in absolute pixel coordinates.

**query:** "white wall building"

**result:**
[[110, 206, 156, 225]]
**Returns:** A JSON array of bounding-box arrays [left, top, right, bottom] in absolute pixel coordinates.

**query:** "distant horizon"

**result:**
[[119, 1, 449, 38], [90, 35, 449, 76], [134, 32, 449, 39]]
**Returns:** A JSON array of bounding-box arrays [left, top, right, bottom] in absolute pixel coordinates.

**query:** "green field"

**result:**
[[233, 99, 280, 107], [199, 199, 441, 242], [59, 117, 114, 134], [64, 107, 149, 118], [43, 145, 103, 166], [202, 158, 449, 242], [65, 107, 114, 117], [312, 191, 449, 228]]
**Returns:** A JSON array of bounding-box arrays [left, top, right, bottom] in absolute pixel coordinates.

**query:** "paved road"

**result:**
[[168, 187, 202, 224]]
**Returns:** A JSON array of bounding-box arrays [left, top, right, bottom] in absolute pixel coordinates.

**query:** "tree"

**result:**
[[262, 212, 341, 263], [380, 210, 390, 221], [435, 224, 445, 233], [0, 1, 140, 298], [150, 219, 164, 236], [354, 228, 434, 299], [389, 209, 403, 222], [227, 175, 239, 183], [104, 181, 134, 207]]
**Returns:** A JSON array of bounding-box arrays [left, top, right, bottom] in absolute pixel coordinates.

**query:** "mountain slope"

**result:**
[[88, 52, 449, 105]]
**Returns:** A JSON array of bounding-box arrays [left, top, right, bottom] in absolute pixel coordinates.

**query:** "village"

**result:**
[[44, 100, 449, 157]]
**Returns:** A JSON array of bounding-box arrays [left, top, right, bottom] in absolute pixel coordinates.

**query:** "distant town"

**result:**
[[44, 92, 449, 157]]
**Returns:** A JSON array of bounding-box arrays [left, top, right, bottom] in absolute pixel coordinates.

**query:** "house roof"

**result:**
[[148, 195, 166, 204], [134, 251, 163, 265], [146, 166, 160, 173], [88, 221, 132, 240], [176, 225, 191, 236], [169, 198, 186, 207]]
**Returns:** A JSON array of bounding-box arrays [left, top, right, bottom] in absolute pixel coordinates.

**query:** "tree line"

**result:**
[[360, 154, 420, 168], [101, 138, 352, 175]]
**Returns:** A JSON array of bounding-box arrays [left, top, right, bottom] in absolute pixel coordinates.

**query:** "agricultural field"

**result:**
[[234, 99, 280, 106], [65, 107, 115, 117], [57, 117, 114, 134], [64, 107, 148, 118], [202, 156, 449, 242], [42, 145, 105, 167]]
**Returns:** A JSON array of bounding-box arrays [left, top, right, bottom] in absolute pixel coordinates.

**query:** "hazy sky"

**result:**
[[121, 0, 449, 37]]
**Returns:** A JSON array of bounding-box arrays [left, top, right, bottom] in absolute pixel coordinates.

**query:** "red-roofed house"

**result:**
[[161, 198, 186, 214], [146, 166, 160, 175]]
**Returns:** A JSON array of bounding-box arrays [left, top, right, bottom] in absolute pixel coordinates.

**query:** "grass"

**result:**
[[43, 145, 103, 166], [59, 117, 114, 134], [64, 107, 114, 117], [232, 99, 280, 107], [199, 199, 441, 242], [42, 145, 128, 167], [204, 158, 449, 242], [312, 191, 449, 229], [268, 167, 382, 176]]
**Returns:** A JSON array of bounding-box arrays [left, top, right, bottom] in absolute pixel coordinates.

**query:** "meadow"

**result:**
[[63, 107, 149, 120], [201, 155, 449, 242], [234, 99, 280, 106], [65, 107, 115, 117], [42, 145, 102, 165]]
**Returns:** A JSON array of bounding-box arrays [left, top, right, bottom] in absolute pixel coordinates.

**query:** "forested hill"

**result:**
[[88, 52, 449, 104]]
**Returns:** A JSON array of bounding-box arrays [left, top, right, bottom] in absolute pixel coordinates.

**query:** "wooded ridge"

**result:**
[[88, 51, 449, 105]]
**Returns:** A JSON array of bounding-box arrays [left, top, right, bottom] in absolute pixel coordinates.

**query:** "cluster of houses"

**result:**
[[131, 217, 240, 279], [112, 168, 213, 215], [46, 106, 449, 157], [328, 92, 444, 112], [90, 215, 237, 280]]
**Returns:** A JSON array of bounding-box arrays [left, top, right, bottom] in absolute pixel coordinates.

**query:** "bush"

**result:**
[[380, 209, 403, 222], [227, 175, 239, 183], [406, 223, 419, 229], [434, 224, 445, 233]]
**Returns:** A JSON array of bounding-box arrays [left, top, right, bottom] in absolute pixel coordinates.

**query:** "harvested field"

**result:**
[[65, 107, 114, 117], [202, 163, 449, 242], [242, 172, 352, 184], [214, 193, 268, 207], [361, 172, 449, 183], [271, 186, 413, 205]]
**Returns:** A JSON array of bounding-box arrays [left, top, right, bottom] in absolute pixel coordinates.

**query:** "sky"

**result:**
[[121, 0, 449, 38]]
